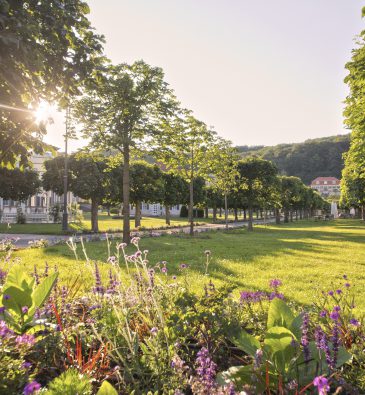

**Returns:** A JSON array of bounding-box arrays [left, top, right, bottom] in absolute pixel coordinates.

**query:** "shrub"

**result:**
[[45, 369, 92, 395], [180, 205, 188, 217], [16, 206, 26, 224]]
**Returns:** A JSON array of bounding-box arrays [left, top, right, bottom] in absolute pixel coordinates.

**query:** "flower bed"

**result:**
[[0, 238, 363, 394]]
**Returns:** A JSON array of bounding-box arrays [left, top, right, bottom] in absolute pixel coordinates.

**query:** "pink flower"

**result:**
[[313, 376, 329, 395]]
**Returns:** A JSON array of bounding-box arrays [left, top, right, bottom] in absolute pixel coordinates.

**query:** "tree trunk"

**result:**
[[107, 206, 110, 216], [290, 210, 293, 222], [362, 205, 365, 220], [123, 145, 131, 244], [234, 206, 238, 222], [275, 208, 281, 224], [188, 179, 194, 236], [204, 206, 209, 219], [299, 210, 303, 220], [284, 209, 289, 223], [135, 201, 141, 227], [256, 210, 259, 219], [248, 204, 253, 231], [219, 207, 222, 217], [243, 209, 247, 220], [213, 205, 217, 223], [224, 193, 228, 230], [91, 198, 99, 232], [165, 205, 171, 225], [295, 210, 298, 221]]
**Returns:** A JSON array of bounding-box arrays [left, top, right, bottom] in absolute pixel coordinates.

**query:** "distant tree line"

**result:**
[[238, 134, 350, 184]]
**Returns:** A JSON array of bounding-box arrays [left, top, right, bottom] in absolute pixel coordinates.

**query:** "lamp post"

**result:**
[[62, 106, 69, 231]]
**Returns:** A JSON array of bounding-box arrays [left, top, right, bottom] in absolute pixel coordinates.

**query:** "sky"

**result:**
[[44, 0, 365, 151]]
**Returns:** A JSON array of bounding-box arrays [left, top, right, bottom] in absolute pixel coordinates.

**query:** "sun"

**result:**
[[34, 101, 56, 124]]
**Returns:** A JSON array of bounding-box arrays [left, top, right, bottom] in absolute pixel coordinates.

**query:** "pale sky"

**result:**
[[45, 0, 365, 151]]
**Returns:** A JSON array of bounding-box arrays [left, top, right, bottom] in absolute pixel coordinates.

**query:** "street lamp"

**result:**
[[62, 106, 70, 231]]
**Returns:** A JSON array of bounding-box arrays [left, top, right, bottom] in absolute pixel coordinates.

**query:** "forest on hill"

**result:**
[[236, 134, 350, 184]]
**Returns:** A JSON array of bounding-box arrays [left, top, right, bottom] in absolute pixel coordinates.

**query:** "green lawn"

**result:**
[[0, 212, 243, 235], [6, 219, 364, 311]]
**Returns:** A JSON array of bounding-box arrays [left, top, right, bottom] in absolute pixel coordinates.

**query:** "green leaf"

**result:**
[[217, 365, 265, 392], [232, 330, 260, 356], [264, 326, 296, 373], [97, 381, 118, 395], [290, 313, 303, 340], [267, 298, 295, 329], [28, 272, 58, 317], [2, 286, 32, 315], [4, 265, 33, 292]]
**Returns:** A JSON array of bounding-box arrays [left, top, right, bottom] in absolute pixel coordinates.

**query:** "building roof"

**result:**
[[311, 177, 340, 185]]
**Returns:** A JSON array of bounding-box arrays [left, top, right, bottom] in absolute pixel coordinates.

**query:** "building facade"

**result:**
[[310, 177, 340, 197]]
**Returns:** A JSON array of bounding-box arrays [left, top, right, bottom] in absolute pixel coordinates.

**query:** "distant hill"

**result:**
[[236, 134, 350, 184]]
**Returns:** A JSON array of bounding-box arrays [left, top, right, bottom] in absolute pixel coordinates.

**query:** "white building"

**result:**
[[310, 177, 341, 198], [0, 153, 78, 223]]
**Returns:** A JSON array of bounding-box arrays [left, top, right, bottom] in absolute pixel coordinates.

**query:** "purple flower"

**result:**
[[333, 305, 341, 312], [269, 292, 284, 300], [350, 318, 360, 327], [345, 283, 350, 288], [0, 269, 7, 283], [23, 381, 41, 395], [21, 362, 32, 370], [313, 376, 329, 395], [319, 310, 327, 318], [240, 291, 266, 303], [16, 334, 36, 346], [331, 321, 340, 368], [161, 267, 168, 274], [0, 306, 5, 314], [180, 263, 187, 269], [330, 311, 340, 321], [117, 242, 127, 249], [336, 289, 342, 295], [22, 306, 29, 314], [343, 274, 348, 280], [92, 262, 105, 295], [150, 327, 158, 335], [107, 255, 117, 264], [3, 294, 10, 300], [328, 291, 334, 296], [0, 320, 13, 338], [195, 347, 217, 392], [172, 275, 177, 280], [131, 237, 140, 245], [269, 279, 282, 289]]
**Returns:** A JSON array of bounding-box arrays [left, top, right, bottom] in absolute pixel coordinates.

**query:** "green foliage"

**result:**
[[45, 369, 92, 395], [0, 168, 40, 202], [0, 265, 58, 333], [180, 205, 188, 217], [16, 207, 26, 225], [50, 204, 61, 224], [238, 134, 350, 184], [0, 0, 104, 167], [96, 381, 118, 395]]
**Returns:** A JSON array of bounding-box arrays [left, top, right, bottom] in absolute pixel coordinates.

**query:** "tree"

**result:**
[[156, 114, 216, 235], [0, 0, 104, 167], [161, 173, 188, 225], [130, 162, 164, 227], [0, 168, 40, 202], [43, 153, 108, 232], [73, 61, 176, 243], [236, 158, 279, 231], [208, 138, 239, 229], [280, 176, 303, 223]]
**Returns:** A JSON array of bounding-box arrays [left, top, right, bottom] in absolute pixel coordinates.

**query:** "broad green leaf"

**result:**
[[232, 330, 260, 356], [2, 286, 32, 315], [4, 265, 33, 292], [28, 272, 58, 317], [217, 365, 265, 393], [97, 381, 118, 395], [264, 326, 296, 373], [290, 313, 303, 340], [267, 298, 295, 329]]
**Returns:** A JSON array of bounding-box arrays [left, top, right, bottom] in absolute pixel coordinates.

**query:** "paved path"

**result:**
[[1, 218, 277, 248]]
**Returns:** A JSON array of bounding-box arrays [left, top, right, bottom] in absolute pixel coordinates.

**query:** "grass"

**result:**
[[6, 219, 365, 311], [0, 212, 244, 235]]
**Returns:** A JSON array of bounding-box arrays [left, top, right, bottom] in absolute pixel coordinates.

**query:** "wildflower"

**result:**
[[131, 237, 140, 245], [3, 294, 10, 300], [269, 292, 284, 300], [343, 274, 348, 280], [44, 262, 49, 277], [345, 283, 350, 288], [350, 318, 360, 327], [313, 376, 329, 395], [150, 327, 158, 335], [331, 320, 340, 367], [161, 267, 168, 274], [240, 291, 266, 303], [204, 250, 211, 256], [117, 242, 127, 249], [107, 255, 117, 264], [194, 347, 217, 392], [143, 249, 149, 254], [254, 349, 263, 369], [16, 334, 36, 346], [0, 306, 5, 313], [329, 310, 340, 321], [335, 289, 342, 295], [333, 305, 341, 312], [328, 291, 334, 296], [92, 262, 105, 295], [22, 306, 29, 314], [180, 263, 188, 269], [0, 320, 13, 338], [314, 326, 333, 368], [23, 381, 41, 395], [269, 278, 282, 289], [21, 362, 32, 370], [319, 310, 327, 318], [172, 275, 177, 280], [0, 269, 7, 283], [301, 312, 311, 364]]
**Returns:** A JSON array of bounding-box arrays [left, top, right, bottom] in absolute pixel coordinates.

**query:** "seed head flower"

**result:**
[[107, 255, 117, 264], [204, 250, 211, 256], [117, 242, 127, 249], [23, 381, 41, 395]]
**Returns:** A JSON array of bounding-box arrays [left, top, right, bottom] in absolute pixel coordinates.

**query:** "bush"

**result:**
[[49, 204, 61, 223], [16, 206, 26, 224], [179, 205, 188, 217], [109, 207, 119, 214], [193, 208, 204, 218]]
